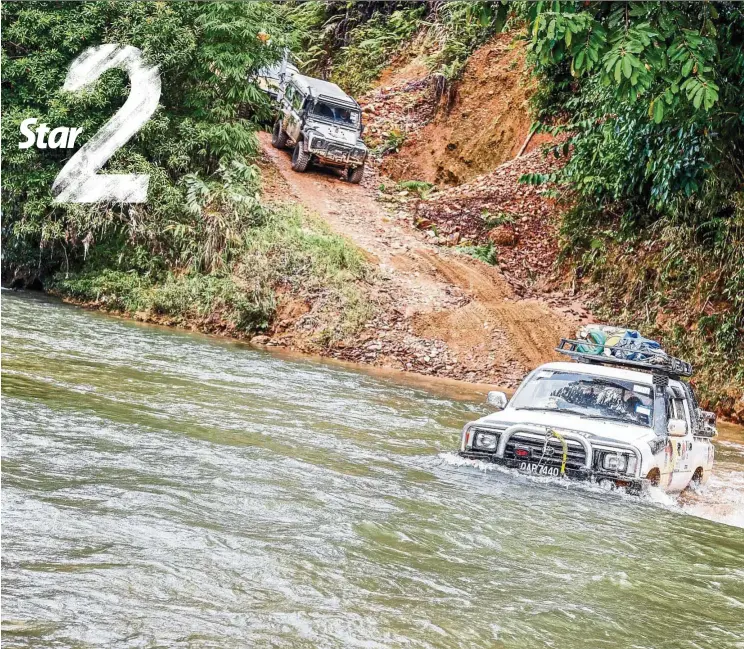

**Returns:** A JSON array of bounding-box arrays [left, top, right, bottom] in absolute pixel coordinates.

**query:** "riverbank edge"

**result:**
[[37, 288, 508, 402], [35, 287, 743, 426]]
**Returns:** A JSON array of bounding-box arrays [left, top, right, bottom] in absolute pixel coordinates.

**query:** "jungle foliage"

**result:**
[[282, 1, 424, 94], [281, 1, 508, 93], [2, 2, 372, 339], [519, 1, 744, 408], [2, 1, 284, 282]]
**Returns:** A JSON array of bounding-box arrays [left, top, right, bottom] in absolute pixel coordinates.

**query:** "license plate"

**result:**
[[519, 462, 560, 477]]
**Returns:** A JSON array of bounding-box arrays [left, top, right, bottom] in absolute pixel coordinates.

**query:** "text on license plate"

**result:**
[[519, 462, 560, 477]]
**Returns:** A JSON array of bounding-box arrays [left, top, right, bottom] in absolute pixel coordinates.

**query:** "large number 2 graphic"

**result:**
[[53, 44, 160, 204]]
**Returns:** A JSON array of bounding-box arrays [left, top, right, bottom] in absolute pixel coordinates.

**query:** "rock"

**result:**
[[251, 335, 271, 345], [487, 225, 519, 247]]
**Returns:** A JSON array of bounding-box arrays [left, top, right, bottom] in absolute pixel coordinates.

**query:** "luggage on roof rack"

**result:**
[[556, 338, 693, 378]]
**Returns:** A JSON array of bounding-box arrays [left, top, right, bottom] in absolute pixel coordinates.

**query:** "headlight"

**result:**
[[351, 148, 366, 159], [312, 137, 326, 149], [473, 431, 498, 451], [602, 453, 629, 473]]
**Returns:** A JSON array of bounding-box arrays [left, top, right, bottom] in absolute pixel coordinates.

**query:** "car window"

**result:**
[[509, 370, 654, 426], [670, 398, 688, 424], [284, 85, 303, 112], [679, 382, 701, 432], [288, 85, 304, 112], [312, 101, 359, 126]]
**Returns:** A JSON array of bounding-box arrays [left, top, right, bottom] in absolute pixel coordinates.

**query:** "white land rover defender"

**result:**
[[459, 338, 718, 493], [271, 73, 368, 183]]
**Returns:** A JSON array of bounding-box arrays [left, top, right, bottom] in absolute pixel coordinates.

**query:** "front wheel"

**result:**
[[291, 143, 310, 172], [272, 120, 288, 149], [347, 164, 364, 184]]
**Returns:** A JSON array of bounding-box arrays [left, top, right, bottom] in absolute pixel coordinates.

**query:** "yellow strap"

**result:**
[[548, 429, 569, 476]]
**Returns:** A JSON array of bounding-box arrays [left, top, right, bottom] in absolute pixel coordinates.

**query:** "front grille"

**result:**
[[327, 146, 349, 158], [503, 433, 587, 471]]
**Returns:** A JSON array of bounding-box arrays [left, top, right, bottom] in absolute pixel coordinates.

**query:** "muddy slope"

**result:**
[[258, 132, 590, 389], [378, 34, 551, 186]]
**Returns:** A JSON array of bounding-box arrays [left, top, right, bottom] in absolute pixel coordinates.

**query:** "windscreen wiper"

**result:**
[[514, 407, 589, 418], [578, 413, 636, 424]]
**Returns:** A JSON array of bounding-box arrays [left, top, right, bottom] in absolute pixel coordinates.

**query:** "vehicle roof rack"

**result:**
[[555, 338, 693, 378]]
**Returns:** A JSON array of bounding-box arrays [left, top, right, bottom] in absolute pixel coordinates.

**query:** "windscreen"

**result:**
[[312, 101, 359, 126], [510, 370, 654, 426]]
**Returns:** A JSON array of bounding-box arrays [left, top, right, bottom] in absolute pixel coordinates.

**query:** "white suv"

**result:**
[[459, 340, 717, 493]]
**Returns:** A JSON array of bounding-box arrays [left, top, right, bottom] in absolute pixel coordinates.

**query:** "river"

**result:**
[[2, 291, 744, 648]]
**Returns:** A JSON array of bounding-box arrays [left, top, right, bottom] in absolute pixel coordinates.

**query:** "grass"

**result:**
[[482, 210, 516, 228], [396, 180, 436, 199], [51, 203, 374, 342], [457, 242, 498, 266], [566, 216, 744, 417], [375, 129, 407, 155]]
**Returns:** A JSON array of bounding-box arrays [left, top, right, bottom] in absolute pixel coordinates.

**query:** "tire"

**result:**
[[347, 164, 364, 184], [687, 467, 704, 490], [291, 142, 310, 172], [271, 120, 288, 149]]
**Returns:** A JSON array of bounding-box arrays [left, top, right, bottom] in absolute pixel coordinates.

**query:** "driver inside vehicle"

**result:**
[[510, 370, 655, 427], [315, 102, 335, 120], [623, 394, 649, 425], [312, 101, 358, 126]]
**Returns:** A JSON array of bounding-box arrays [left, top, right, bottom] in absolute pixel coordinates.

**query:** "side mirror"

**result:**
[[486, 391, 508, 410], [667, 418, 687, 437]]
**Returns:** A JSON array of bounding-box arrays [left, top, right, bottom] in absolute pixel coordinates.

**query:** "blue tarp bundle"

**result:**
[[611, 330, 662, 362]]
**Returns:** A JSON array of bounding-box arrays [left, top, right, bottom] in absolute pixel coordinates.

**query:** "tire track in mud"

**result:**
[[410, 249, 567, 368], [258, 131, 584, 386]]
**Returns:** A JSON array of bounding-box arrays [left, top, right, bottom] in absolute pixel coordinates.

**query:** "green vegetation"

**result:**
[[377, 129, 407, 155], [427, 1, 509, 81], [2, 2, 284, 283], [287, 4, 425, 95], [458, 242, 498, 266], [481, 211, 516, 229], [282, 1, 508, 94], [51, 202, 372, 340], [519, 2, 744, 411], [2, 2, 372, 342], [396, 180, 435, 199]]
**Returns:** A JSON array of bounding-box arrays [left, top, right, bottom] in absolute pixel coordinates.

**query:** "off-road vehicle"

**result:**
[[271, 73, 368, 183], [459, 338, 717, 493]]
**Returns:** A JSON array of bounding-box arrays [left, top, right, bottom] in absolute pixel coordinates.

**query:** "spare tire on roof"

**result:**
[[577, 330, 607, 355]]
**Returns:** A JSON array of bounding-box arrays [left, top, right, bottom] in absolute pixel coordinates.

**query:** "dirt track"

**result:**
[[258, 131, 592, 389]]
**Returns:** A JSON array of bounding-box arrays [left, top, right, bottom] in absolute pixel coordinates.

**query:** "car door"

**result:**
[[667, 387, 695, 490], [283, 83, 304, 142]]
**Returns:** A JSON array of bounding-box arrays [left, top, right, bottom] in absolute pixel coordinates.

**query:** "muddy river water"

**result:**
[[2, 291, 744, 648]]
